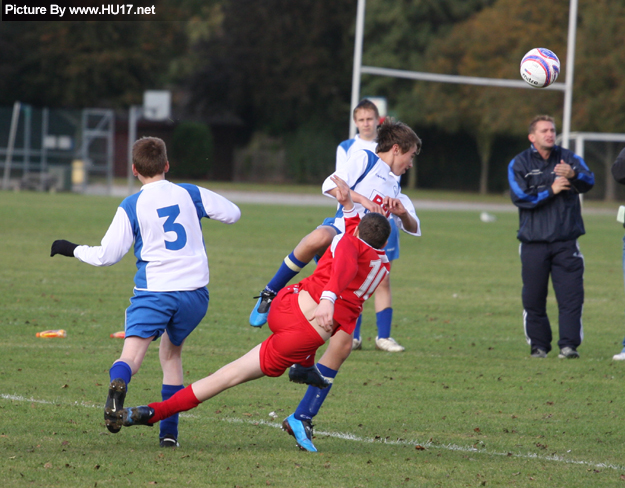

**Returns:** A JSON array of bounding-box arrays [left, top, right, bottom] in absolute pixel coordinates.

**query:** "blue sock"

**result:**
[[159, 384, 184, 439], [109, 361, 132, 386], [294, 364, 338, 421], [266, 252, 308, 293], [376, 308, 393, 339], [353, 315, 363, 341]]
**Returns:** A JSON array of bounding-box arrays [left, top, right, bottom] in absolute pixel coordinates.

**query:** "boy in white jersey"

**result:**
[[335, 99, 379, 173], [50, 137, 241, 447], [249, 119, 421, 450], [337, 99, 405, 353]]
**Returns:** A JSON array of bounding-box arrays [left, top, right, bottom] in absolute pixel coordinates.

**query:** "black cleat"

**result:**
[[121, 406, 155, 427], [288, 364, 332, 389], [104, 378, 127, 433], [558, 346, 580, 359], [159, 434, 180, 448], [249, 289, 277, 327]]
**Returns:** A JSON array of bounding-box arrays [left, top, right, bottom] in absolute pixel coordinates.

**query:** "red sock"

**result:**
[[148, 384, 201, 423]]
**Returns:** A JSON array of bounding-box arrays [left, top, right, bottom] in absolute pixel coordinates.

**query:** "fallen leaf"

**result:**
[[415, 445, 426, 451], [44, 463, 52, 469]]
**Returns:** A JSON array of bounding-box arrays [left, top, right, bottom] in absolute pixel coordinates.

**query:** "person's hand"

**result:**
[[51, 240, 78, 257], [360, 198, 384, 215], [383, 196, 407, 217], [313, 299, 335, 332], [330, 175, 354, 210], [554, 160, 575, 179], [551, 176, 571, 195]]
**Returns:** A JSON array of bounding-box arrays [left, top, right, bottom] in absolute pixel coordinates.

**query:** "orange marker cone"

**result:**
[[110, 331, 125, 339], [36, 329, 67, 338]]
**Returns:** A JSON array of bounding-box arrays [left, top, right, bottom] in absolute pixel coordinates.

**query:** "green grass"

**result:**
[[2, 189, 625, 487]]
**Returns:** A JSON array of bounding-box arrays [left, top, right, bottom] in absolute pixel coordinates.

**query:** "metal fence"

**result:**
[[0, 103, 114, 193]]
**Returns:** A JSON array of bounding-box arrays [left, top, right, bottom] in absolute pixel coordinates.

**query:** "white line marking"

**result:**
[[3, 393, 623, 471], [224, 417, 625, 471]]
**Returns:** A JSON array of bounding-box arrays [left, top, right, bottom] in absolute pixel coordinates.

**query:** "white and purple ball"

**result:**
[[520, 48, 560, 88]]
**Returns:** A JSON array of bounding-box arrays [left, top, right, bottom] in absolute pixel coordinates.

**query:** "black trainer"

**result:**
[[121, 406, 155, 427], [160, 434, 180, 448], [288, 364, 332, 389], [249, 289, 277, 327], [558, 346, 580, 359], [104, 378, 127, 433]]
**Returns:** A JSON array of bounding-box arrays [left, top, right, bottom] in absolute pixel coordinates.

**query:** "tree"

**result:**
[[573, 0, 625, 132], [185, 0, 356, 138], [407, 0, 569, 194], [0, 21, 187, 108]]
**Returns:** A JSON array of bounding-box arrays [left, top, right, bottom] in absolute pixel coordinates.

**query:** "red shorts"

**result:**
[[259, 286, 326, 377]]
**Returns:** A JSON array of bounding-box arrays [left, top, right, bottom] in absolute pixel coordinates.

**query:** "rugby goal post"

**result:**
[[350, 0, 578, 153]]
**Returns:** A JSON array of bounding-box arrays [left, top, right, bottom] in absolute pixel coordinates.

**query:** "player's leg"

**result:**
[[156, 287, 209, 446], [285, 329, 352, 451], [374, 221, 404, 352], [105, 336, 153, 433], [250, 225, 338, 327], [122, 345, 265, 427], [351, 315, 363, 350], [520, 242, 553, 356], [373, 274, 404, 352], [107, 288, 175, 432], [551, 240, 584, 358], [158, 331, 184, 447]]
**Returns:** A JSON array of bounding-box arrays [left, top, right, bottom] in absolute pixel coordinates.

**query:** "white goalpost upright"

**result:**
[[349, 0, 579, 151]]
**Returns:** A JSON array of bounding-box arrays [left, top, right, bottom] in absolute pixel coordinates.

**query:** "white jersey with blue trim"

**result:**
[[322, 149, 420, 237], [74, 180, 241, 292], [336, 135, 378, 173]]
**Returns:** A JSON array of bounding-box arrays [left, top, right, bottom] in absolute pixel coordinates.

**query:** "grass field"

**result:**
[[2, 189, 625, 487]]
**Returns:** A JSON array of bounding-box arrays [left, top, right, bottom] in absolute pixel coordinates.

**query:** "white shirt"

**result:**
[[336, 135, 378, 173], [74, 180, 241, 291], [322, 149, 420, 237]]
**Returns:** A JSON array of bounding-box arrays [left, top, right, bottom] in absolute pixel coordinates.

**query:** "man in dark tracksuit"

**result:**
[[508, 115, 595, 359]]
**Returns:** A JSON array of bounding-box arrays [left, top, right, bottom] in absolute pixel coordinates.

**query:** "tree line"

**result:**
[[1, 0, 623, 194]]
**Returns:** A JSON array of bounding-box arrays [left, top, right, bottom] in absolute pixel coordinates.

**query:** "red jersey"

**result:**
[[298, 208, 390, 334]]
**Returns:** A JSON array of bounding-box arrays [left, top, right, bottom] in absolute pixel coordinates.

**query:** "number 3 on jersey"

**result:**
[[157, 205, 187, 251], [354, 259, 388, 300]]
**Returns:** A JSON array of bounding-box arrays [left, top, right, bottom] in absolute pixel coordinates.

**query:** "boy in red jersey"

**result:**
[[112, 176, 391, 452]]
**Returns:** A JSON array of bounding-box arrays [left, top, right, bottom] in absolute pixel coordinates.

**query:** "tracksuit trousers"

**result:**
[[520, 239, 584, 353]]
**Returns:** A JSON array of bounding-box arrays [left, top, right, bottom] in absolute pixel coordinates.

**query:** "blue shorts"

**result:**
[[320, 216, 399, 261], [320, 216, 342, 234], [125, 288, 209, 346], [384, 218, 400, 261]]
